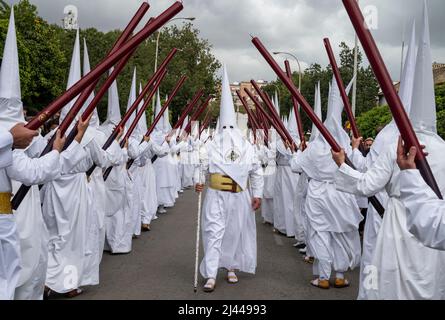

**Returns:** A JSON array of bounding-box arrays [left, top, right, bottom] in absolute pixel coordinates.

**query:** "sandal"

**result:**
[[310, 278, 330, 289], [64, 288, 83, 298], [334, 278, 350, 288], [203, 279, 216, 293], [303, 256, 314, 264], [227, 271, 238, 284]]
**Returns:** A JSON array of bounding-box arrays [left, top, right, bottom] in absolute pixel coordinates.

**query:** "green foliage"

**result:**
[[262, 42, 379, 133], [438, 109, 445, 139], [436, 83, 445, 112], [1, 0, 220, 124], [52, 23, 221, 123], [437, 84, 445, 138], [356, 105, 392, 139], [0, 0, 67, 112]]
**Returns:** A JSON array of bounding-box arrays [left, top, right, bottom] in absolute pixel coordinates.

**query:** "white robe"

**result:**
[[44, 128, 120, 293], [290, 140, 362, 279], [273, 144, 299, 237], [12, 135, 71, 300], [335, 131, 445, 299], [195, 133, 264, 279], [349, 148, 386, 300], [82, 130, 125, 286], [180, 138, 198, 189], [258, 144, 276, 225], [152, 134, 183, 207], [0, 133, 70, 299], [1, 132, 68, 300], [400, 169, 445, 250], [131, 140, 169, 227]]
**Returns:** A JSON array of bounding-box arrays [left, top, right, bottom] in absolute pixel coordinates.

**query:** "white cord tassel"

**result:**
[[193, 148, 203, 292]]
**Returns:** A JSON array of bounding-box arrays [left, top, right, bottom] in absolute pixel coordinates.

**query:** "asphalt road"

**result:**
[[68, 189, 359, 300]]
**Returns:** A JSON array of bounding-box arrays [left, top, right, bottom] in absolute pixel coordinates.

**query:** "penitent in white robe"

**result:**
[[0, 130, 17, 301], [273, 143, 299, 237], [153, 135, 185, 208], [335, 131, 445, 299], [43, 128, 121, 293], [1, 131, 67, 300], [12, 135, 81, 300], [258, 144, 276, 225], [195, 133, 264, 279], [399, 169, 445, 251], [82, 130, 125, 287], [180, 137, 199, 189], [131, 140, 169, 228], [349, 147, 386, 300], [290, 139, 362, 280]]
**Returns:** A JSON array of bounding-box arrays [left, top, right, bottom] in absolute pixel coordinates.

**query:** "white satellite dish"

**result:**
[[63, 5, 78, 30]]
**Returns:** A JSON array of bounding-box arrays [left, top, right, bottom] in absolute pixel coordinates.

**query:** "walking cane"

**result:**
[[193, 146, 203, 293]]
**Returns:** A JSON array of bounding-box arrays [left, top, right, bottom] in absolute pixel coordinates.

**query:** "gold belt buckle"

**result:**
[[0, 192, 13, 215]]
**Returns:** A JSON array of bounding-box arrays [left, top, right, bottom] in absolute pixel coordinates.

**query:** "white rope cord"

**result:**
[[193, 144, 203, 293]]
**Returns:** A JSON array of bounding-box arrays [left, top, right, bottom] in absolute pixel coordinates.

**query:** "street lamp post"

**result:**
[[152, 17, 195, 108], [273, 52, 303, 90]]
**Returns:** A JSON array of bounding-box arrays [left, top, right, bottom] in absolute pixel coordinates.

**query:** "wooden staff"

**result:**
[[173, 90, 204, 131], [251, 35, 385, 215], [24, 1, 183, 130], [243, 88, 289, 147], [184, 95, 213, 134], [250, 80, 296, 149], [342, 0, 442, 199], [126, 75, 187, 170], [284, 60, 306, 150], [10, 7, 152, 210], [236, 90, 261, 134], [85, 48, 177, 177], [103, 68, 168, 181]]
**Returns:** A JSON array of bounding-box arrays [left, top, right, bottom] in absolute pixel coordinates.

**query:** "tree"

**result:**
[[0, 0, 67, 112], [53, 23, 221, 125], [262, 42, 379, 134], [438, 109, 445, 139], [356, 104, 392, 138]]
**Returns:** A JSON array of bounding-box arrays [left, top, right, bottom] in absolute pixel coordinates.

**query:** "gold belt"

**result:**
[[0, 192, 12, 215], [209, 174, 242, 193]]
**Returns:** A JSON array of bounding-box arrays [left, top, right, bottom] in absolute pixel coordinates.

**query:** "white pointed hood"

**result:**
[[136, 83, 148, 136], [153, 91, 164, 132], [310, 82, 322, 143], [273, 92, 280, 115], [125, 67, 137, 132], [320, 75, 354, 149], [371, 21, 417, 159], [60, 29, 81, 124], [104, 67, 121, 126], [82, 38, 99, 128], [410, 1, 436, 134], [163, 94, 172, 133], [218, 65, 237, 131], [0, 7, 24, 130], [287, 106, 299, 142]]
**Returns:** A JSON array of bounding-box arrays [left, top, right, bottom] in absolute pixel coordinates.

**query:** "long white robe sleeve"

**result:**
[[400, 169, 445, 250], [0, 131, 13, 168], [335, 150, 395, 197], [6, 150, 60, 186]]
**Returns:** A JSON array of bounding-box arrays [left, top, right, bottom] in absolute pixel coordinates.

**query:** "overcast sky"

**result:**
[[6, 0, 445, 82]]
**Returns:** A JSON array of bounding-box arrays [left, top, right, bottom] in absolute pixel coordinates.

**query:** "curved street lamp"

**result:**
[[273, 51, 303, 90]]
